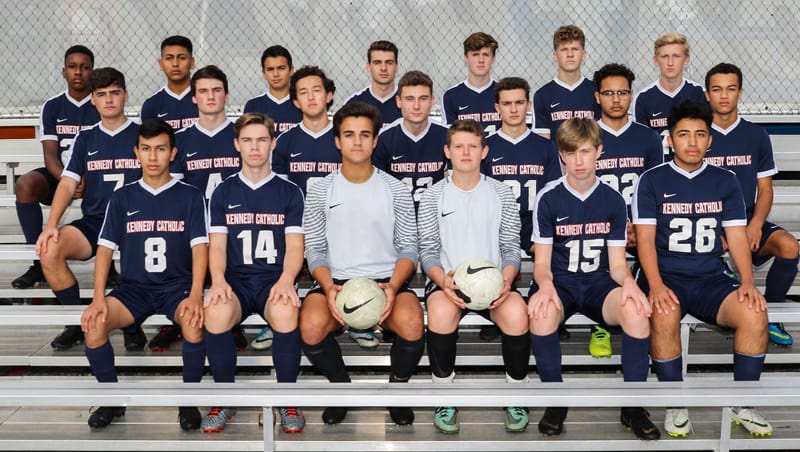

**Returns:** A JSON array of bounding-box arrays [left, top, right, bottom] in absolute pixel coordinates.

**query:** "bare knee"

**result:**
[[299, 301, 334, 345], [15, 172, 46, 203], [266, 302, 299, 333], [84, 324, 110, 349], [203, 303, 238, 334], [619, 304, 650, 339], [386, 299, 423, 341]]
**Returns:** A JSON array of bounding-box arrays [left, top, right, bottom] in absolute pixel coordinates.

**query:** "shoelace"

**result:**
[[207, 407, 222, 417], [282, 407, 300, 417]]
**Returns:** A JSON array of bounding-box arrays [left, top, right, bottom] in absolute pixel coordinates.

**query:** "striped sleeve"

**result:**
[[492, 178, 522, 271], [384, 172, 418, 264], [303, 173, 334, 274], [417, 180, 445, 274]]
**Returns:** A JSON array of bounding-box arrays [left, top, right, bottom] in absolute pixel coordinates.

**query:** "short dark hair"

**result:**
[[333, 102, 381, 137], [234, 112, 276, 140], [261, 45, 293, 71], [494, 77, 530, 102], [89, 67, 126, 92], [290, 65, 336, 109], [368, 40, 398, 62], [137, 119, 175, 149], [667, 100, 713, 134], [64, 45, 94, 66], [447, 119, 486, 147], [191, 65, 228, 96], [160, 35, 193, 55], [397, 70, 433, 96], [705, 62, 743, 90], [463, 32, 498, 55], [593, 63, 635, 90]]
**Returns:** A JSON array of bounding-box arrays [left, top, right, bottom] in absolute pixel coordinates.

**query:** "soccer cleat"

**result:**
[[620, 407, 661, 440], [589, 325, 612, 358], [557, 324, 571, 340], [250, 326, 274, 350], [322, 407, 348, 425], [348, 330, 380, 349], [278, 407, 305, 433], [88, 406, 125, 428], [479, 325, 500, 341], [664, 408, 692, 437], [201, 407, 236, 432], [388, 407, 415, 425], [12, 262, 45, 289], [178, 406, 202, 431], [124, 326, 147, 351], [768, 323, 793, 346], [433, 406, 459, 433], [148, 324, 182, 351], [538, 407, 568, 436], [504, 406, 529, 432], [731, 407, 773, 436], [232, 325, 247, 351], [51, 325, 84, 350]]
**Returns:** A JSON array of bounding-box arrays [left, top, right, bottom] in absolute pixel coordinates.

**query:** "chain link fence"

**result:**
[[1, 0, 798, 118]]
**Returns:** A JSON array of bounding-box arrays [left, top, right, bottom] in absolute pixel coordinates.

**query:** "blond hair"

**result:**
[[654, 33, 690, 55]]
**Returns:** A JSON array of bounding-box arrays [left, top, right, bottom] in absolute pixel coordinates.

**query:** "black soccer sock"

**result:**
[[303, 333, 350, 383], [501, 332, 530, 381], [426, 330, 458, 379], [530, 332, 562, 382], [181, 339, 205, 383], [765, 256, 799, 302], [389, 336, 424, 381], [85, 341, 117, 383], [621, 333, 650, 382], [205, 330, 236, 383], [273, 328, 301, 383]]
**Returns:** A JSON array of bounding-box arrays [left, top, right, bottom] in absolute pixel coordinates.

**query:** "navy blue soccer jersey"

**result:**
[[482, 129, 562, 251], [139, 86, 199, 130], [173, 120, 240, 200], [532, 77, 600, 138], [345, 86, 401, 127], [243, 92, 302, 135], [533, 178, 627, 280], [373, 119, 448, 207], [62, 120, 141, 219], [596, 119, 663, 207], [440, 80, 501, 134], [98, 178, 207, 287], [271, 122, 341, 195], [208, 172, 304, 277], [707, 118, 777, 217], [632, 79, 706, 134], [40, 92, 100, 163], [632, 161, 747, 277]]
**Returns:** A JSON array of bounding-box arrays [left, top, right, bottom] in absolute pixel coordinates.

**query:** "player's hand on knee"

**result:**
[[737, 283, 767, 312], [326, 284, 345, 325], [179, 294, 204, 328], [268, 277, 300, 308], [442, 271, 467, 309], [745, 222, 762, 252], [621, 278, 651, 317], [528, 285, 561, 320], [648, 283, 680, 315], [81, 299, 108, 333], [35, 227, 59, 256], [377, 282, 396, 324], [489, 277, 512, 310], [204, 282, 233, 307]]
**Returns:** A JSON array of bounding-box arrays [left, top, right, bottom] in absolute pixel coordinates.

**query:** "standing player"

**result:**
[[13, 45, 99, 290], [139, 35, 198, 129], [80, 119, 207, 431], [529, 118, 657, 440], [301, 102, 423, 427], [203, 113, 305, 433], [633, 100, 772, 437], [588, 63, 663, 358], [243, 45, 302, 135], [531, 25, 600, 140], [344, 40, 401, 127], [36, 68, 142, 350], [440, 32, 501, 134], [705, 63, 799, 346], [419, 119, 530, 434]]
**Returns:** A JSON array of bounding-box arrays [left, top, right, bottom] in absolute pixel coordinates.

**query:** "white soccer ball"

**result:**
[[452, 258, 504, 311], [335, 277, 387, 330]]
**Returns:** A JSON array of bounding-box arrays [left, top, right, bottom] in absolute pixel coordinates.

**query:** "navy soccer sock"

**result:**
[[85, 341, 117, 383], [272, 328, 301, 383], [15, 201, 42, 245], [765, 256, 799, 302], [733, 352, 765, 381], [302, 333, 350, 383], [621, 333, 650, 382], [181, 339, 205, 383], [652, 355, 683, 382], [54, 283, 80, 306], [530, 332, 562, 382], [205, 330, 236, 383]]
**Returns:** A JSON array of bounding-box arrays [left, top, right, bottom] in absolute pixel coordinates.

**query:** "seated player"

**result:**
[[344, 40, 401, 127], [80, 119, 207, 430], [203, 113, 305, 433], [529, 118, 657, 440], [300, 102, 424, 427], [36, 68, 141, 350], [705, 63, 799, 346], [633, 100, 771, 437], [418, 119, 530, 433], [243, 45, 302, 136]]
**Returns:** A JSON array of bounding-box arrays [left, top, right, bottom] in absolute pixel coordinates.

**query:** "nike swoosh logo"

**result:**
[[342, 296, 375, 314], [441, 211, 455, 217], [466, 265, 494, 275], [56, 118, 69, 123], [290, 152, 303, 158], [550, 103, 560, 108], [458, 105, 469, 111], [157, 113, 169, 118], [557, 216, 569, 222], [329, 203, 343, 209], [392, 155, 404, 161], [491, 157, 504, 162], [652, 112, 662, 117], [663, 193, 677, 198], [186, 152, 198, 157], [87, 150, 99, 156], [126, 210, 139, 216], [228, 204, 241, 209]]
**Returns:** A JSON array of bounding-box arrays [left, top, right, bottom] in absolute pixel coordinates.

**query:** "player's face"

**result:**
[[62, 53, 93, 93], [91, 84, 127, 120], [667, 118, 712, 172], [553, 41, 586, 73], [560, 141, 601, 184], [495, 88, 530, 128], [367, 50, 397, 87], [159, 45, 194, 84], [654, 44, 689, 81], [706, 73, 741, 116], [135, 133, 176, 180], [192, 78, 228, 115], [463, 47, 495, 79], [335, 116, 377, 165], [444, 131, 488, 173], [234, 123, 275, 169], [292, 75, 332, 120], [262, 56, 292, 91], [595, 76, 632, 121], [397, 85, 433, 126]]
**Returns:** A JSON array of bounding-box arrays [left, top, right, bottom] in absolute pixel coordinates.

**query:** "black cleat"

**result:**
[[88, 406, 126, 428], [538, 407, 568, 436], [124, 326, 147, 351], [179, 406, 202, 431], [51, 325, 84, 350], [232, 324, 247, 351], [148, 324, 182, 351], [388, 407, 414, 425], [479, 325, 500, 341], [557, 324, 571, 340], [12, 262, 45, 289], [322, 407, 348, 425], [621, 407, 661, 440]]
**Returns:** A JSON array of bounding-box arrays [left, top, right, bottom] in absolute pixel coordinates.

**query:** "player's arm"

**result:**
[[41, 140, 63, 180], [204, 232, 232, 306], [418, 186, 465, 308], [746, 176, 773, 251], [81, 245, 113, 333], [304, 178, 344, 323], [528, 242, 561, 319], [181, 242, 208, 327], [381, 182, 418, 320], [268, 232, 303, 308], [35, 175, 78, 256], [725, 225, 767, 311], [634, 224, 679, 314]]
